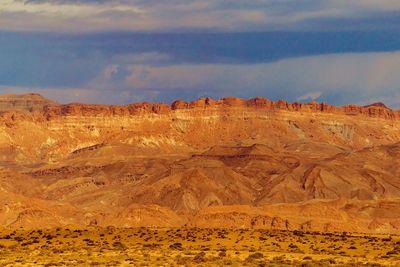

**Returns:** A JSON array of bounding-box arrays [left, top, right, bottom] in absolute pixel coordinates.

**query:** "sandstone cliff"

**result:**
[[0, 93, 399, 232]]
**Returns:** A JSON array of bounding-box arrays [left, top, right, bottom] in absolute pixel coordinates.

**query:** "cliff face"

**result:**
[[0, 94, 400, 232], [35, 96, 400, 119], [1, 95, 399, 162]]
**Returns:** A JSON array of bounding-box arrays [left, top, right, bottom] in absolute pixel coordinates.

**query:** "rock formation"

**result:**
[[0, 93, 400, 232]]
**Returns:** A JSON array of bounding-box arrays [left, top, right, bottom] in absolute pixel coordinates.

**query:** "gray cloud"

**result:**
[[4, 51, 399, 108], [117, 51, 400, 108], [2, 0, 400, 32]]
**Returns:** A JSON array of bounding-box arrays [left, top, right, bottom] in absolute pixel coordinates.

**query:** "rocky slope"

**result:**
[[0, 93, 400, 232]]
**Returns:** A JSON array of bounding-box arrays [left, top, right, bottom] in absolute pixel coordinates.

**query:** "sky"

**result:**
[[1, 0, 400, 108]]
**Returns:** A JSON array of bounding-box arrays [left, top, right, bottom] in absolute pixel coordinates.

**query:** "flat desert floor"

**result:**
[[0, 228, 399, 266]]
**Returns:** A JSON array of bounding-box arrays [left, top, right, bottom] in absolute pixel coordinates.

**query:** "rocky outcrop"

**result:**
[[1, 93, 398, 120], [40, 96, 400, 120], [0, 93, 399, 232]]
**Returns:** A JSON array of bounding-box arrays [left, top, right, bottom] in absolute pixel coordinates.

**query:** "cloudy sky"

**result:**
[[1, 0, 400, 108]]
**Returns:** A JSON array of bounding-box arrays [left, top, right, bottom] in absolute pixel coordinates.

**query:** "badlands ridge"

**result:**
[[0, 93, 400, 233]]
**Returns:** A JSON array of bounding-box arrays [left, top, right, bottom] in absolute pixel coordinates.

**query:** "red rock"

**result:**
[[0, 93, 399, 232]]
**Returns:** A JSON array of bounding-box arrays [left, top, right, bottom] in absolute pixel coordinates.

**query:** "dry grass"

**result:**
[[0, 228, 399, 266]]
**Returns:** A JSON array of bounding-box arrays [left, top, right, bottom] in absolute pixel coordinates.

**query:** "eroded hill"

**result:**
[[0, 94, 400, 232]]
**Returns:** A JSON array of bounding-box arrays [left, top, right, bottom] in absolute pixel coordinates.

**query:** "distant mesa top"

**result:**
[[0, 93, 398, 120]]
